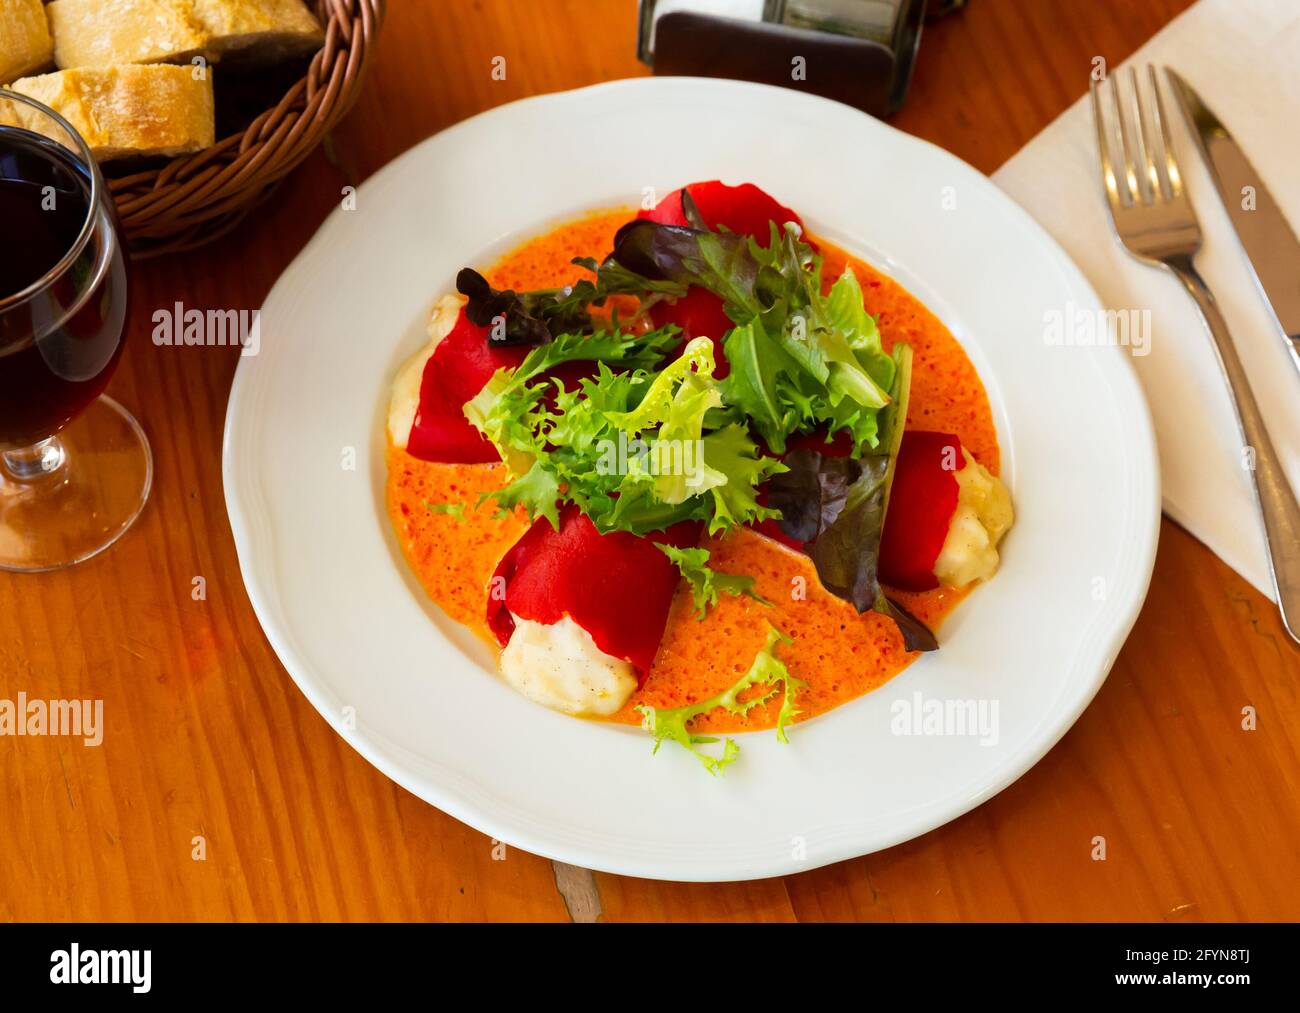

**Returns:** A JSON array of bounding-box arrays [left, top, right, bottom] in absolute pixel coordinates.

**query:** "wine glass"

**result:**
[[0, 90, 150, 572]]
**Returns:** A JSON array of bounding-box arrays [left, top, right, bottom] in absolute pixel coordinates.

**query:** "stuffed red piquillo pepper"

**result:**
[[878, 430, 1013, 592], [387, 295, 523, 463], [485, 507, 700, 716]]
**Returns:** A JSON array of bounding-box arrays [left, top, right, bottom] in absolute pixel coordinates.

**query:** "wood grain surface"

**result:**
[[5, 0, 1297, 922]]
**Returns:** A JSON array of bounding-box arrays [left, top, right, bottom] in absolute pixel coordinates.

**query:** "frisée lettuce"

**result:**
[[466, 334, 787, 536], [636, 624, 805, 775], [656, 544, 770, 619]]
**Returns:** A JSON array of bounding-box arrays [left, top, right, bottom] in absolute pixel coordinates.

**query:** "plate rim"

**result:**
[[223, 76, 1161, 882]]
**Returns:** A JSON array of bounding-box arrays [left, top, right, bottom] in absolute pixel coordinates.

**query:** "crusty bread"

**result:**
[[47, 0, 209, 69], [8, 64, 216, 161], [192, 0, 325, 64], [0, 0, 55, 85], [48, 0, 324, 70]]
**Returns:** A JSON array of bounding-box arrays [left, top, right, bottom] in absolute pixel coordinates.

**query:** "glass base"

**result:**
[[0, 396, 152, 572]]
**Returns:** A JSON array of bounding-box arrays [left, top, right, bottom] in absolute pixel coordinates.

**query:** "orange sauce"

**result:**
[[385, 208, 1001, 732]]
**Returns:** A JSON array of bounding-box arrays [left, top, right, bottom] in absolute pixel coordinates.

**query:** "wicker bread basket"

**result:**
[[108, 0, 385, 256]]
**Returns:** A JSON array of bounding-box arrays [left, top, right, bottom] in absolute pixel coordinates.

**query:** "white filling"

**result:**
[[932, 448, 1014, 589], [499, 614, 637, 717], [387, 294, 465, 449]]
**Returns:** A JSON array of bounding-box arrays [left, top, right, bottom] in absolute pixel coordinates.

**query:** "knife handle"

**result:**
[[1169, 253, 1300, 644]]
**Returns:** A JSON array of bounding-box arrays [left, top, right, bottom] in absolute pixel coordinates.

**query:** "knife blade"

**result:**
[[1165, 67, 1300, 361]]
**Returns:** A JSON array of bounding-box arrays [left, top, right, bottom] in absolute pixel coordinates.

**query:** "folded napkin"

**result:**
[[993, 0, 1300, 598]]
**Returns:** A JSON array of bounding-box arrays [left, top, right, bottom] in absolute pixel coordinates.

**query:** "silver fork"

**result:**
[[1091, 65, 1300, 644]]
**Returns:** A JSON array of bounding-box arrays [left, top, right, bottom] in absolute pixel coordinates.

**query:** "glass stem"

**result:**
[[3, 437, 67, 482]]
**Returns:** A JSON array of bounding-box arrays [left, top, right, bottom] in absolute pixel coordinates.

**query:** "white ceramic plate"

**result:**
[[223, 78, 1159, 882]]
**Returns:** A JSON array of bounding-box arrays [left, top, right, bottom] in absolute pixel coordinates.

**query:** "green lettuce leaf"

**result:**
[[761, 342, 937, 652], [636, 624, 806, 774], [604, 335, 719, 430], [878, 342, 913, 514], [823, 269, 895, 392], [719, 317, 803, 453], [700, 423, 787, 535], [657, 544, 770, 619], [485, 458, 563, 529], [608, 218, 895, 455], [464, 328, 681, 513], [604, 337, 729, 506]]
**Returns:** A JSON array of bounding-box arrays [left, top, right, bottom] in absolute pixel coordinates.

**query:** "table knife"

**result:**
[[1166, 67, 1300, 374]]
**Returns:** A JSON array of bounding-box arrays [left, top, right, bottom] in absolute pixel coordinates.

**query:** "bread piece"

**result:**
[[47, 0, 209, 70], [8, 64, 216, 161], [48, 0, 324, 70], [0, 0, 55, 84], [191, 0, 325, 64]]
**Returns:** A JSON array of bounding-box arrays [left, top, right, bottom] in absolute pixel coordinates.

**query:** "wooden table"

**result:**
[[4, 0, 1296, 923]]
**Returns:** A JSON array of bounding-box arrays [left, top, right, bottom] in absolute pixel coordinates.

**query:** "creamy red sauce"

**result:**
[[386, 208, 1001, 732]]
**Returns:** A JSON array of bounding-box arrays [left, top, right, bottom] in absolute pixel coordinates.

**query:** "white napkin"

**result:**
[[993, 0, 1300, 598]]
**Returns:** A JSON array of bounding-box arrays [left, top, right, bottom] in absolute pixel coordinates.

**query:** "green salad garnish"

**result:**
[[463, 218, 902, 541], [452, 204, 937, 771], [656, 544, 771, 620], [636, 624, 805, 775]]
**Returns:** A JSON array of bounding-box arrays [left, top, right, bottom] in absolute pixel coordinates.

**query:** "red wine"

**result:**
[[0, 126, 128, 451]]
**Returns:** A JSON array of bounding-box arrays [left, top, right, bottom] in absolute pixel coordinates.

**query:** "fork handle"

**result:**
[[1168, 253, 1300, 642]]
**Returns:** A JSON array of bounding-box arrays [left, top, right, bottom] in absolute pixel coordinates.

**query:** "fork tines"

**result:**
[[1090, 65, 1181, 210]]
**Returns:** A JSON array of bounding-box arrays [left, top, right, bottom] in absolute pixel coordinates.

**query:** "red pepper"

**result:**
[[641, 181, 806, 378], [638, 180, 804, 241], [407, 307, 528, 463], [877, 431, 963, 592], [487, 506, 701, 676]]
